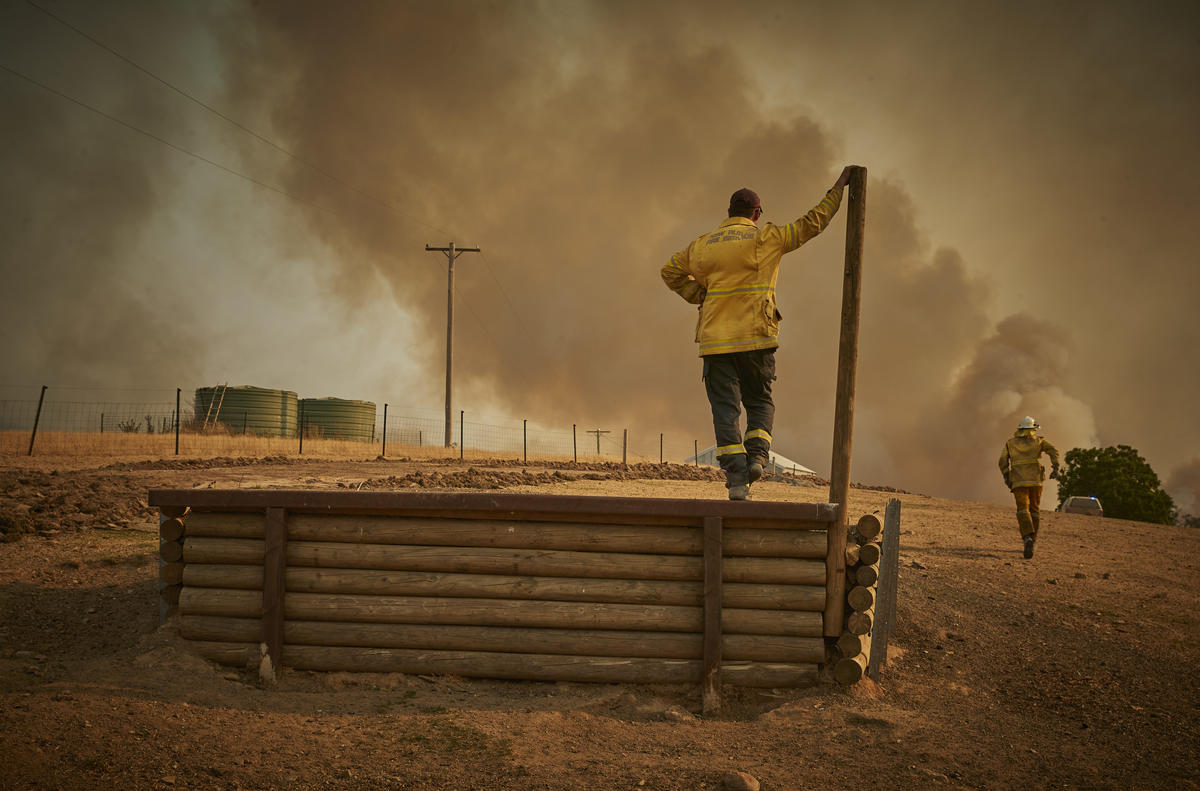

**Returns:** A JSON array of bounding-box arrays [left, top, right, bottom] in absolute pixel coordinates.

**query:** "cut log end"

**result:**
[[855, 514, 882, 542], [834, 654, 867, 685]]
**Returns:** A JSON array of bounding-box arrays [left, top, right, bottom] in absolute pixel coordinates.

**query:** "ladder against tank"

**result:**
[[193, 385, 298, 438]]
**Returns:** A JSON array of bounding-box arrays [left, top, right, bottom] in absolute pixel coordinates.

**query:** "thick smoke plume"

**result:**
[[2, 1, 1196, 508]]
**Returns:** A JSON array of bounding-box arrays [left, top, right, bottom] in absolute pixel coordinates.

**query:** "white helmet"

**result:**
[[1018, 416, 1039, 430]]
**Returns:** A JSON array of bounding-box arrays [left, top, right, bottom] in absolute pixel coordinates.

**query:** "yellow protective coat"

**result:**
[[662, 187, 843, 356], [998, 429, 1060, 488]]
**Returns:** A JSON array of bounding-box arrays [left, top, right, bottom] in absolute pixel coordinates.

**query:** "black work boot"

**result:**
[[1023, 534, 1035, 559], [748, 461, 764, 484], [728, 484, 750, 501], [718, 453, 749, 496]]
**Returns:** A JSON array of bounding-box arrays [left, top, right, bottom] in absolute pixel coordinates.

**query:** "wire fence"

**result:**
[[0, 387, 688, 464]]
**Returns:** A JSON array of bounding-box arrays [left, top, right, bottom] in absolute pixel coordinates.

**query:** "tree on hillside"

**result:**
[[1057, 445, 1174, 524], [1174, 509, 1200, 529]]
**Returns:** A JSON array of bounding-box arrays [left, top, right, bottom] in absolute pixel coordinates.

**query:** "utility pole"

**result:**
[[426, 242, 480, 448], [587, 428, 610, 456]]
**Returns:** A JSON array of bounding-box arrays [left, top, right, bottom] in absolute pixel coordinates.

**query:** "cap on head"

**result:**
[[1018, 416, 1039, 430], [728, 188, 761, 214]]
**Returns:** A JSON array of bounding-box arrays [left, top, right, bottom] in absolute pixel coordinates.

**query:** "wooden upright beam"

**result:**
[[868, 497, 901, 679], [702, 516, 723, 715], [262, 507, 288, 672], [826, 165, 868, 637]]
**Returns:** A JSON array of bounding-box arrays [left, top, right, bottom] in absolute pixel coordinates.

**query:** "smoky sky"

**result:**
[[2, 0, 1197, 509]]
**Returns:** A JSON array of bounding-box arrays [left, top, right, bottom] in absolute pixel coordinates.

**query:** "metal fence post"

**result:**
[[523, 419, 527, 464], [573, 424, 577, 463], [175, 388, 181, 455], [27, 385, 47, 456], [459, 410, 464, 460], [382, 404, 388, 457]]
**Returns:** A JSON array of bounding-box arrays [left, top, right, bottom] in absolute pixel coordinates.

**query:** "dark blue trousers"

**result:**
[[702, 348, 776, 487]]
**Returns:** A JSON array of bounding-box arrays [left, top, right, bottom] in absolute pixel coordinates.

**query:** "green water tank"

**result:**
[[194, 385, 299, 437], [298, 397, 377, 442]]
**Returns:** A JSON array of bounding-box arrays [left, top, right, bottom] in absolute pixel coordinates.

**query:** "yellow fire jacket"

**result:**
[[998, 429, 1060, 488], [661, 187, 844, 356]]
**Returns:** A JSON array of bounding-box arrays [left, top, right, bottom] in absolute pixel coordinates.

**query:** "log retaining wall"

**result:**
[[148, 490, 892, 707]]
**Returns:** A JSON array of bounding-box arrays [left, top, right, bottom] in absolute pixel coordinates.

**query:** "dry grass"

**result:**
[[0, 431, 645, 467]]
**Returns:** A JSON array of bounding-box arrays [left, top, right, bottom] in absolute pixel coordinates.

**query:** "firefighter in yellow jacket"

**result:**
[[998, 416, 1060, 559], [662, 168, 853, 500]]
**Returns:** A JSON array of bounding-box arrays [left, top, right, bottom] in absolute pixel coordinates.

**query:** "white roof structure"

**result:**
[[683, 445, 817, 477]]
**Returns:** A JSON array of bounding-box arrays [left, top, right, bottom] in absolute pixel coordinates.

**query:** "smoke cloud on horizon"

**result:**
[[2, 1, 1197, 509]]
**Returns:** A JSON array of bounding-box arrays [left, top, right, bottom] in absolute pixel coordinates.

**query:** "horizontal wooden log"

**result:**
[[836, 631, 871, 658], [848, 585, 875, 612], [179, 616, 826, 664], [158, 505, 187, 519], [160, 562, 185, 585], [847, 606, 874, 636], [190, 641, 819, 687], [854, 563, 880, 587], [184, 513, 827, 559], [181, 564, 825, 612], [160, 540, 183, 563], [181, 537, 826, 586], [149, 489, 839, 529], [178, 587, 824, 637], [834, 653, 867, 685], [159, 517, 185, 542], [160, 584, 181, 606], [858, 543, 880, 566], [855, 514, 881, 542]]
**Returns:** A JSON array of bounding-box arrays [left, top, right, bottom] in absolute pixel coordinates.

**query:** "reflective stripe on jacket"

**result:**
[[998, 429, 1060, 487], [662, 187, 843, 356]]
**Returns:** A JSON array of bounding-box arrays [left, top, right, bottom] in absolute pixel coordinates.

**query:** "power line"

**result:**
[[0, 60, 504, 357], [478, 249, 534, 341], [24, 0, 534, 349], [1, 62, 339, 222], [23, 0, 452, 241]]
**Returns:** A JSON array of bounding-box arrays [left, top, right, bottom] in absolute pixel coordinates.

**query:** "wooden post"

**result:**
[[868, 497, 901, 679], [523, 419, 527, 464], [382, 404, 388, 457], [702, 515, 723, 715], [572, 424, 577, 463], [174, 388, 180, 455], [622, 429, 628, 468], [158, 505, 187, 623], [262, 507, 288, 672], [825, 165, 867, 637]]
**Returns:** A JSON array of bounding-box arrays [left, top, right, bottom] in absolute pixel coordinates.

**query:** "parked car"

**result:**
[[1059, 496, 1104, 516]]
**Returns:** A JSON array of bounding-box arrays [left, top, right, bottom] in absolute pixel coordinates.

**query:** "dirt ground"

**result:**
[[1, 453, 1197, 790]]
